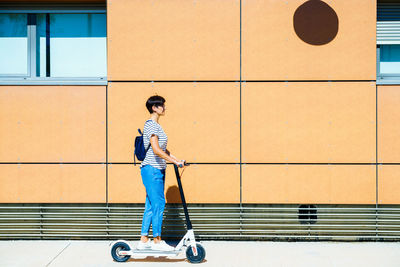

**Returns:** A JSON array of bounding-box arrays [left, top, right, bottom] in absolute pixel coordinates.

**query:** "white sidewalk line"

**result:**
[[46, 242, 71, 267]]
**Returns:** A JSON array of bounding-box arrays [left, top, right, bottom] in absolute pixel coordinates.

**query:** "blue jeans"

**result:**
[[140, 165, 166, 237]]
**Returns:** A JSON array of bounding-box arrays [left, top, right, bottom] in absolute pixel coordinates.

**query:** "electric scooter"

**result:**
[[110, 162, 206, 264]]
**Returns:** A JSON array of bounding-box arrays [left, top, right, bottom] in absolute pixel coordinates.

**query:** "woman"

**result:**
[[137, 95, 185, 251]]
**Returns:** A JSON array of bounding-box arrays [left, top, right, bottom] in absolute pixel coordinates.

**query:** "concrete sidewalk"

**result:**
[[0, 240, 400, 267]]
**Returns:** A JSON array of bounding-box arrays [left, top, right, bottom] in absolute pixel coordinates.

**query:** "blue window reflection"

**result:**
[[49, 14, 107, 77], [0, 14, 28, 76], [380, 45, 400, 75]]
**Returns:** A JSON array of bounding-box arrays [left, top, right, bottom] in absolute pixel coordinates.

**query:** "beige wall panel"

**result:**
[[378, 165, 400, 204], [107, 0, 240, 80], [242, 82, 376, 163], [108, 82, 240, 163], [0, 86, 106, 162], [242, 0, 376, 80], [0, 164, 106, 203], [243, 164, 376, 204], [378, 85, 400, 163], [108, 164, 240, 203]]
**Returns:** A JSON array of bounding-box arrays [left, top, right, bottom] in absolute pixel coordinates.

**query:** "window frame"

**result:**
[[0, 4, 107, 85], [377, 2, 400, 85]]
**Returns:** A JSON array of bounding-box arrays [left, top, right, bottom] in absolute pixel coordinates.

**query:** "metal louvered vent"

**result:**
[[377, 3, 400, 44], [0, 204, 400, 241]]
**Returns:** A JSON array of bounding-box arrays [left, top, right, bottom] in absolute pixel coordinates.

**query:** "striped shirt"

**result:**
[[140, 119, 168, 170]]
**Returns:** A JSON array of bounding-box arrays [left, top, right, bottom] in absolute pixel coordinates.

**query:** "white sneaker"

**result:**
[[151, 240, 175, 251], [136, 239, 151, 250]]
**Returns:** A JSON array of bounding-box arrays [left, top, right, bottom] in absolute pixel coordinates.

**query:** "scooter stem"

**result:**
[[174, 164, 193, 230]]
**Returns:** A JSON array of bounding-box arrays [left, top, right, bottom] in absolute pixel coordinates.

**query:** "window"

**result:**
[[0, 5, 106, 84], [377, 3, 400, 84], [379, 45, 400, 74], [0, 14, 28, 77]]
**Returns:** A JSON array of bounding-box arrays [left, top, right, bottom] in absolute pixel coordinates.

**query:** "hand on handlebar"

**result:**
[[175, 160, 187, 168]]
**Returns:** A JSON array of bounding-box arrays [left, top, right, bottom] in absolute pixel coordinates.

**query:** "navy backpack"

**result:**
[[134, 128, 150, 165]]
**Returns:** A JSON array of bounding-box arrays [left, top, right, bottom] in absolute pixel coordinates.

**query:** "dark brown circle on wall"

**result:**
[[293, 0, 339, 45]]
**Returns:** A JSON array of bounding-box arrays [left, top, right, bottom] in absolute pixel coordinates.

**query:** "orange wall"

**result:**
[[107, 0, 240, 80], [242, 82, 376, 163], [378, 85, 400, 163], [242, 0, 376, 80], [0, 86, 106, 163], [108, 164, 240, 203], [377, 85, 400, 204], [108, 82, 240, 163], [1, 0, 399, 204], [378, 165, 400, 204], [243, 164, 376, 204], [0, 164, 106, 203]]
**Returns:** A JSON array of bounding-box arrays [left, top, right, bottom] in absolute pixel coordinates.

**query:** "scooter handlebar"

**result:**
[[178, 160, 190, 168]]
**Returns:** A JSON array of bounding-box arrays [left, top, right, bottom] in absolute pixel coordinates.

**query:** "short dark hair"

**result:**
[[146, 95, 166, 114]]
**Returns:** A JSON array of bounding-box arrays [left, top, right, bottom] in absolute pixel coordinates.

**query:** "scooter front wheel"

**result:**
[[111, 242, 131, 262], [186, 243, 206, 264]]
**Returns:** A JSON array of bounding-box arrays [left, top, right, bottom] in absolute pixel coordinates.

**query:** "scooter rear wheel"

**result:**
[[111, 242, 131, 262], [186, 243, 206, 264]]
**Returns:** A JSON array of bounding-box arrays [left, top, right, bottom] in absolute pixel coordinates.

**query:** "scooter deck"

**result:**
[[130, 249, 180, 257]]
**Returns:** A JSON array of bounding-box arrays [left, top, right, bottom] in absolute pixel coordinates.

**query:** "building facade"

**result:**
[[0, 0, 400, 240]]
